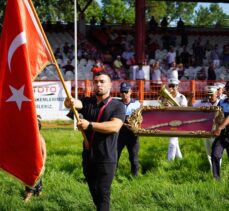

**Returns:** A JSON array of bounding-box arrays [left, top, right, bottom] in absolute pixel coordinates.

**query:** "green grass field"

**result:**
[[0, 125, 229, 211]]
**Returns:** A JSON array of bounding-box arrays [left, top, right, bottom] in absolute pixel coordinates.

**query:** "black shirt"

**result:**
[[79, 96, 125, 163]]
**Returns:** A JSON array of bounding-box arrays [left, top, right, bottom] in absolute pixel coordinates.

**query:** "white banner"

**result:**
[[33, 81, 71, 120]]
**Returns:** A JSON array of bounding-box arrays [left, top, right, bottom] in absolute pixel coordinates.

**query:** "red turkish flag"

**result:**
[[0, 0, 53, 186]]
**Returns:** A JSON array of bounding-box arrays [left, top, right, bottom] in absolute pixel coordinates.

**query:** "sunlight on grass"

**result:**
[[0, 124, 229, 210]]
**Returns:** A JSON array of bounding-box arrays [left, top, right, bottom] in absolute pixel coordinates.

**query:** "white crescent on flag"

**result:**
[[8, 31, 27, 72]]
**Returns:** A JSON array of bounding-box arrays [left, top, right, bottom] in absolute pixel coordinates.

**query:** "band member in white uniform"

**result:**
[[192, 85, 220, 169], [214, 82, 227, 100], [166, 78, 188, 161]]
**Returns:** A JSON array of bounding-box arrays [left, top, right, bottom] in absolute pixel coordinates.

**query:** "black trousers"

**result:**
[[211, 136, 229, 179], [82, 151, 116, 211], [117, 126, 140, 175]]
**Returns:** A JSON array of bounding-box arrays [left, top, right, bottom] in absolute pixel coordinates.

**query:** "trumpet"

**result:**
[[158, 85, 180, 106]]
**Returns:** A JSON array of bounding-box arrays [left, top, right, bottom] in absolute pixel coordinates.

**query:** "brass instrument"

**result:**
[[158, 85, 180, 106]]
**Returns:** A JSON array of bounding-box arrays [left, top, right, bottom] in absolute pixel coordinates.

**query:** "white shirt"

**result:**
[[136, 68, 145, 80], [193, 98, 219, 107], [167, 51, 176, 64], [168, 67, 178, 79], [151, 68, 162, 83], [174, 92, 188, 107]]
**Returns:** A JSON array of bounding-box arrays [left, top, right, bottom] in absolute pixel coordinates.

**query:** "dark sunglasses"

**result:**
[[168, 84, 176, 88], [121, 91, 129, 94]]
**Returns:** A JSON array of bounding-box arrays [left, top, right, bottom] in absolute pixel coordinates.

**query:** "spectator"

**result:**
[[62, 59, 75, 74], [113, 55, 123, 79], [54, 47, 63, 60], [167, 61, 178, 79], [150, 60, 163, 91], [160, 17, 168, 28], [210, 44, 221, 68], [167, 46, 176, 67], [136, 63, 145, 80], [207, 63, 216, 82], [177, 17, 184, 29], [180, 46, 191, 68], [177, 63, 185, 79], [63, 42, 70, 56], [149, 16, 158, 31], [91, 60, 105, 76]]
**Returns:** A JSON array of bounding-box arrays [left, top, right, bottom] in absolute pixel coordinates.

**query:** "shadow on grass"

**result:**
[[140, 145, 166, 174]]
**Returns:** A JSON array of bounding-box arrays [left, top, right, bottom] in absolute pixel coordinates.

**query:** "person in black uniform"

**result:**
[[65, 71, 125, 211], [212, 81, 229, 179], [117, 82, 141, 176]]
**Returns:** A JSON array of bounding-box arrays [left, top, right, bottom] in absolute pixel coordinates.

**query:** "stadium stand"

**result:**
[[34, 22, 228, 102]]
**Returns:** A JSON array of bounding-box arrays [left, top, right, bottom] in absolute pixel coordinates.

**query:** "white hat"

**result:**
[[168, 78, 180, 85], [214, 82, 225, 89], [204, 86, 218, 95]]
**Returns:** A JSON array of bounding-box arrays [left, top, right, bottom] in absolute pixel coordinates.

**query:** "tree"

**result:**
[[146, 1, 197, 26], [77, 0, 102, 24], [33, 0, 74, 23], [102, 0, 135, 24], [194, 3, 229, 27], [165, 2, 197, 26]]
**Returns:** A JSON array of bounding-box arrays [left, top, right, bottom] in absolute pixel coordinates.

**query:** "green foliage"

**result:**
[[165, 2, 197, 25], [102, 0, 135, 24], [146, 1, 167, 24], [0, 1, 228, 27], [194, 3, 229, 27], [1, 125, 229, 210], [77, 0, 103, 24], [33, 0, 74, 23], [147, 1, 197, 26]]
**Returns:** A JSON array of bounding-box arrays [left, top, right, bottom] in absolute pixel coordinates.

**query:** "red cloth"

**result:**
[[0, 0, 52, 186]]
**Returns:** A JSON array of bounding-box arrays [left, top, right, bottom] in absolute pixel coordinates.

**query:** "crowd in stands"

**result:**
[[77, 25, 229, 82], [36, 35, 75, 80], [36, 19, 229, 82]]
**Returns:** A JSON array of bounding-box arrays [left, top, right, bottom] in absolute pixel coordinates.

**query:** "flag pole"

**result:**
[[28, 0, 89, 148], [74, 0, 78, 131]]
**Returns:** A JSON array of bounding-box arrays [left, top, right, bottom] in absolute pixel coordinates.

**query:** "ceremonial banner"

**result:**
[[127, 106, 224, 138], [0, 0, 52, 186]]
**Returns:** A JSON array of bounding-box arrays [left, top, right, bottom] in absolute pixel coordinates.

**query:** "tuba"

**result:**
[[158, 85, 180, 106]]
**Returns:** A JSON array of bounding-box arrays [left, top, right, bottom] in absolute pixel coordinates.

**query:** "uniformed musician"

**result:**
[[211, 81, 229, 179], [192, 85, 220, 169], [166, 78, 188, 161]]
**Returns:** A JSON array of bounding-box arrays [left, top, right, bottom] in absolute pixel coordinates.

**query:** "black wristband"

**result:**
[[87, 122, 93, 130]]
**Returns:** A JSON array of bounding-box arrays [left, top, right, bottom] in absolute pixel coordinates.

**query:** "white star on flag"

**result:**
[[6, 85, 31, 110]]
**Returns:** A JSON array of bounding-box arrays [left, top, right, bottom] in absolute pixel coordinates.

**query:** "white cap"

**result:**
[[168, 78, 180, 85], [204, 86, 218, 95], [214, 82, 225, 89]]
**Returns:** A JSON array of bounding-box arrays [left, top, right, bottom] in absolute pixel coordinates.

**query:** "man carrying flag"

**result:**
[[0, 0, 52, 187]]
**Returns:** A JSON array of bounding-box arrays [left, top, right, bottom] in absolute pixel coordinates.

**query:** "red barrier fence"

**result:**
[[72, 80, 227, 102]]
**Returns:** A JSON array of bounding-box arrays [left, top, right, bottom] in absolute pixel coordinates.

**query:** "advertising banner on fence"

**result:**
[[33, 81, 71, 120]]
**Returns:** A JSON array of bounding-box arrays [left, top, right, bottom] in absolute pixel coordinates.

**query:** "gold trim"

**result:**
[[127, 106, 224, 138]]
